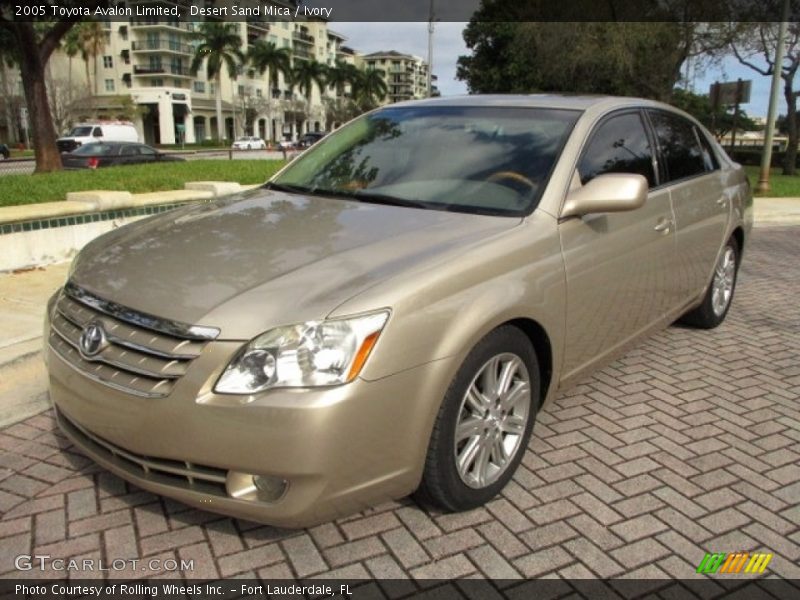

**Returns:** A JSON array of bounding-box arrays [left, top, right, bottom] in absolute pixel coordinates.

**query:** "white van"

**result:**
[[57, 121, 139, 153]]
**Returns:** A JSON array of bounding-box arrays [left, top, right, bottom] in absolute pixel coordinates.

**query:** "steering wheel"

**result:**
[[485, 170, 537, 191]]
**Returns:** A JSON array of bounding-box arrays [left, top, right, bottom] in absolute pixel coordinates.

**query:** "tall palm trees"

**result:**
[[191, 22, 244, 142], [77, 22, 106, 96], [353, 68, 388, 109], [61, 27, 81, 92], [247, 40, 290, 141]]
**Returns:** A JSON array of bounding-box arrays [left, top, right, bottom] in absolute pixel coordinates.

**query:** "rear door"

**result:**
[[646, 110, 728, 307], [559, 110, 679, 381]]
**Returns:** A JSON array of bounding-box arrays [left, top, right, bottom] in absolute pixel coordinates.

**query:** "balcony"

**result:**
[[292, 46, 313, 60], [292, 31, 315, 45], [132, 39, 193, 55], [133, 64, 192, 77], [131, 20, 194, 33]]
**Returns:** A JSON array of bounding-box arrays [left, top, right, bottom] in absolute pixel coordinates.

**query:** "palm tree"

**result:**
[[247, 40, 290, 142], [353, 68, 388, 109], [77, 22, 106, 96], [291, 59, 328, 134], [190, 22, 244, 142], [62, 27, 82, 92], [325, 60, 359, 98]]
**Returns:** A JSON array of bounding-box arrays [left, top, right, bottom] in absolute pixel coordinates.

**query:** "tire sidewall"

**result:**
[[426, 327, 540, 511]]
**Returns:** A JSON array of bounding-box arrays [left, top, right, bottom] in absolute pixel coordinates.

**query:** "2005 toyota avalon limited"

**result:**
[[45, 95, 752, 526]]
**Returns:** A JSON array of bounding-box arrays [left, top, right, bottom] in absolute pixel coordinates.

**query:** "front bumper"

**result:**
[[47, 336, 455, 527]]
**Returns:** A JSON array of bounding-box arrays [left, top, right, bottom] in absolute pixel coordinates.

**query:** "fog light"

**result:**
[[253, 475, 288, 501], [225, 471, 288, 503]]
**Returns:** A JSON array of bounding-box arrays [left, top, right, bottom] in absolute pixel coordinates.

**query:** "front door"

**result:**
[[559, 110, 678, 382]]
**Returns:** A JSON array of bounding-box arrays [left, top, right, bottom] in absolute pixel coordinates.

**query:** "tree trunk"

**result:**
[[215, 72, 224, 141], [18, 37, 62, 171], [783, 81, 797, 176], [0, 61, 16, 144]]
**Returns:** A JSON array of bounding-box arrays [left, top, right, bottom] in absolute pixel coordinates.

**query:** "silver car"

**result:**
[[45, 95, 752, 526]]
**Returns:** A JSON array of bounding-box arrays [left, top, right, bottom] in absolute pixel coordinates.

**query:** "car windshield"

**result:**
[[236, 137, 250, 141], [71, 143, 116, 156], [68, 126, 93, 137], [271, 106, 579, 215]]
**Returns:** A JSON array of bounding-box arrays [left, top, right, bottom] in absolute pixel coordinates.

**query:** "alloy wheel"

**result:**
[[711, 246, 736, 317], [454, 353, 531, 489]]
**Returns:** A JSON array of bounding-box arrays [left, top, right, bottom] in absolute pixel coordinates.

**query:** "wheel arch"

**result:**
[[500, 317, 554, 406], [731, 226, 745, 262]]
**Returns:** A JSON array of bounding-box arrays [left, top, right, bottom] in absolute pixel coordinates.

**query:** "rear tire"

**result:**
[[679, 237, 739, 329], [416, 326, 540, 512]]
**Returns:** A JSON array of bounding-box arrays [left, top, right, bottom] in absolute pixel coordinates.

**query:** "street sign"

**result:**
[[710, 80, 752, 107]]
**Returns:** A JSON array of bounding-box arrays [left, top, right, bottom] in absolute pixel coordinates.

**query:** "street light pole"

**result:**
[[757, 0, 790, 194]]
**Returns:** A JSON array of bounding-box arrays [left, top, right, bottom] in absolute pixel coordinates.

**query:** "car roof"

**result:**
[[389, 94, 675, 113]]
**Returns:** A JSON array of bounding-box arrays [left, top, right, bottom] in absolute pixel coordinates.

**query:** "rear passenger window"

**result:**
[[92, 127, 103, 137], [695, 127, 719, 172], [649, 111, 707, 182], [579, 112, 656, 187]]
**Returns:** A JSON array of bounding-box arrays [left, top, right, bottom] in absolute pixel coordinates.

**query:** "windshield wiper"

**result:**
[[319, 188, 433, 210], [264, 181, 315, 195]]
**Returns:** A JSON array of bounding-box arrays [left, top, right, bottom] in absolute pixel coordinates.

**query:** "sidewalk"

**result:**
[[0, 196, 798, 427]]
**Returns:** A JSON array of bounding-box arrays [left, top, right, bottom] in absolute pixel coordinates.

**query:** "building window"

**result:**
[[193, 81, 205, 93], [104, 79, 115, 92], [209, 83, 216, 96], [152, 78, 163, 87], [173, 79, 181, 87], [256, 89, 262, 98], [103, 56, 113, 69], [238, 85, 245, 96]]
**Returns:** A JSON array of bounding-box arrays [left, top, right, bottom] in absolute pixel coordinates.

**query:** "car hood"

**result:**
[[70, 188, 520, 339]]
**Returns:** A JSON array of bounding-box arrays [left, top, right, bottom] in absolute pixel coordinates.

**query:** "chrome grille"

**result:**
[[49, 285, 216, 398], [58, 409, 228, 497]]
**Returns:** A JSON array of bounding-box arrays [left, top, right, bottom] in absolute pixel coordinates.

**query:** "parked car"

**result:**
[[232, 136, 267, 150], [298, 131, 328, 149], [60, 141, 185, 169], [57, 121, 139, 154], [277, 138, 297, 152], [0, 143, 9, 160], [46, 95, 752, 527]]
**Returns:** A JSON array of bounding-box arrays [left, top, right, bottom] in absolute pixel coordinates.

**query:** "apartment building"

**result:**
[[37, 1, 376, 145], [2, 1, 437, 146], [358, 51, 438, 104]]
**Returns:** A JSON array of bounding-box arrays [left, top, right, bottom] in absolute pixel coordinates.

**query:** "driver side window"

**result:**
[[579, 112, 656, 188]]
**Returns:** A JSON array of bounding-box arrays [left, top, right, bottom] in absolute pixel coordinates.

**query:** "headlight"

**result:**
[[214, 310, 389, 394]]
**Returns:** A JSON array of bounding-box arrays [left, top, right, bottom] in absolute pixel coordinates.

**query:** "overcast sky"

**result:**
[[333, 22, 469, 96], [334, 22, 775, 118]]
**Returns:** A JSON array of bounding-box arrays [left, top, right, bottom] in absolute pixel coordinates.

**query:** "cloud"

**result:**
[[332, 22, 469, 96]]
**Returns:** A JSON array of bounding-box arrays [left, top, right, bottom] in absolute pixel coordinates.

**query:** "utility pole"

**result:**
[[757, 0, 790, 194], [427, 0, 434, 97]]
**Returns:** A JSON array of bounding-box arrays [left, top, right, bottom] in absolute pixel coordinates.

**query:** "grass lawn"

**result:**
[[745, 165, 800, 198], [1, 159, 286, 208], [9, 149, 35, 159]]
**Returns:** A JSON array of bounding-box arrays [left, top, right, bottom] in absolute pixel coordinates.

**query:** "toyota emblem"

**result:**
[[79, 321, 108, 358]]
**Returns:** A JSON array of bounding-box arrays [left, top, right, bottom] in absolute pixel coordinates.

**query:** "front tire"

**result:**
[[680, 237, 740, 329], [416, 326, 540, 512]]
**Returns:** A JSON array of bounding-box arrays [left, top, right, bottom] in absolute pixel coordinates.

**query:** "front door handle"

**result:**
[[654, 217, 673, 234]]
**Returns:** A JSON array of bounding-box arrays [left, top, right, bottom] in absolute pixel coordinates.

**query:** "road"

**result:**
[[0, 149, 292, 176]]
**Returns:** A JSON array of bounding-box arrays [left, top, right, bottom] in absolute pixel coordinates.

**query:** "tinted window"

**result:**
[[71, 143, 117, 156], [92, 127, 103, 137], [695, 127, 719, 172], [68, 126, 93, 137], [649, 111, 707, 182], [120, 146, 139, 156], [138, 145, 156, 155], [579, 112, 656, 187]]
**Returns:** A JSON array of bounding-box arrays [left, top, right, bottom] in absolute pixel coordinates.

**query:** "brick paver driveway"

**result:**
[[1, 227, 798, 582]]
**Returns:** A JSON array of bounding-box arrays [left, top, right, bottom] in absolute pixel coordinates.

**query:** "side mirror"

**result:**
[[561, 173, 648, 219]]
